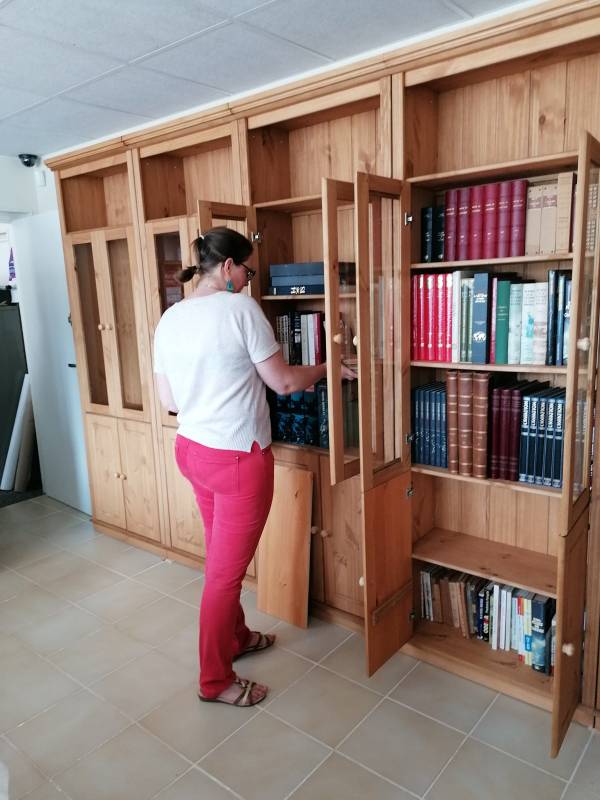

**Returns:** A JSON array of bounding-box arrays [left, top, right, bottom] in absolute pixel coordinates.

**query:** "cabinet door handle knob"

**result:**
[[105, 323, 113, 331], [319, 529, 331, 539], [352, 335, 358, 347], [120, 473, 127, 480], [310, 526, 319, 535], [577, 337, 590, 352], [113, 472, 120, 478], [561, 642, 575, 657], [98, 323, 105, 331], [358, 576, 365, 587], [332, 333, 344, 345]]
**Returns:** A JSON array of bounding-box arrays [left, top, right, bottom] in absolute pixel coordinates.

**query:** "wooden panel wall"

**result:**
[[183, 146, 235, 213]]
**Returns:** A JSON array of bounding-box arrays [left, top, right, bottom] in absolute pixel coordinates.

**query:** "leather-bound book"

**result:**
[[497, 181, 513, 258], [469, 184, 484, 260], [457, 187, 471, 261], [498, 386, 514, 479], [444, 189, 458, 261], [472, 372, 490, 479], [458, 371, 474, 476], [509, 178, 528, 257], [446, 370, 459, 473], [489, 386, 502, 479], [483, 182, 499, 259]]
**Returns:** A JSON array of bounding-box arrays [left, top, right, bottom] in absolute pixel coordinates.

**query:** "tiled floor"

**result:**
[[1, 497, 599, 800]]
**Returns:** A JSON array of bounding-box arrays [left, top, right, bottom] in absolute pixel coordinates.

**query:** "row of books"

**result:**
[[267, 261, 355, 296], [411, 382, 448, 468], [275, 311, 325, 366], [419, 565, 556, 673], [411, 269, 572, 366]]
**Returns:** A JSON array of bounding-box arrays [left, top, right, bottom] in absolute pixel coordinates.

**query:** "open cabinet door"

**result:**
[[354, 172, 414, 675]]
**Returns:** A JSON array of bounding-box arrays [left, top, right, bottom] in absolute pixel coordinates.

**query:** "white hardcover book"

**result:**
[[511, 595, 518, 650], [491, 583, 501, 650], [520, 283, 538, 364], [508, 283, 523, 364], [451, 270, 473, 362], [504, 587, 514, 651], [307, 313, 316, 365], [300, 314, 309, 365], [532, 282, 548, 365], [499, 587, 506, 650]]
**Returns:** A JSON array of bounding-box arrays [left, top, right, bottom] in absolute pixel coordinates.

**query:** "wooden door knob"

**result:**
[[352, 335, 358, 347], [113, 472, 120, 478], [577, 337, 590, 352], [310, 526, 319, 535], [358, 576, 365, 587], [561, 642, 575, 656], [319, 529, 331, 539], [105, 323, 113, 331], [120, 473, 127, 480], [98, 323, 105, 331], [332, 333, 344, 344]]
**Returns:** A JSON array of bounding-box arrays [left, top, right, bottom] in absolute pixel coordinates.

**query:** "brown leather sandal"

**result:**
[[198, 677, 267, 707], [233, 632, 276, 661]]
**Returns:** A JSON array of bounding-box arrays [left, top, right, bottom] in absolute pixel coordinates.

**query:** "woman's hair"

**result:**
[[177, 226, 253, 283]]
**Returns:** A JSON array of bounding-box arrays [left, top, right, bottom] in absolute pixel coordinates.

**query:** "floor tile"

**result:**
[[273, 617, 351, 662], [115, 596, 197, 646], [339, 699, 463, 796], [92, 650, 193, 719], [0, 585, 70, 636], [28, 556, 122, 603], [0, 500, 56, 525], [7, 689, 129, 777], [64, 534, 134, 565], [154, 768, 238, 800], [171, 577, 204, 607], [15, 604, 104, 655], [0, 569, 32, 602], [19, 780, 69, 800], [200, 711, 329, 800], [99, 546, 163, 577], [134, 561, 201, 594], [0, 645, 78, 732], [233, 643, 313, 702], [140, 683, 259, 762], [571, 732, 600, 795], [78, 579, 162, 622], [0, 737, 46, 799], [427, 738, 565, 799], [472, 694, 590, 780], [31, 496, 89, 518], [156, 624, 199, 672], [48, 625, 151, 685], [240, 590, 283, 633], [24, 511, 87, 538], [56, 724, 188, 800], [390, 662, 496, 732], [321, 633, 418, 694], [267, 665, 380, 746], [42, 520, 101, 549], [0, 535, 63, 570], [289, 752, 414, 799], [19, 551, 95, 586], [562, 783, 600, 799]]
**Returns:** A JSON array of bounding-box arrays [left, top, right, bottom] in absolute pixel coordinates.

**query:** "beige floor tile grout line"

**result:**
[[558, 730, 595, 800]]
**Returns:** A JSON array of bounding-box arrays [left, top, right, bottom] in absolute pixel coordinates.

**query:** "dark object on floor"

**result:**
[[0, 488, 42, 508]]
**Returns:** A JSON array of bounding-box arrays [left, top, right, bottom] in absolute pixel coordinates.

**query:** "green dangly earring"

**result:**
[[226, 279, 234, 292]]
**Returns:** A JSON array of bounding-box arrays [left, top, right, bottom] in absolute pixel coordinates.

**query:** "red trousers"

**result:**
[[175, 435, 274, 698]]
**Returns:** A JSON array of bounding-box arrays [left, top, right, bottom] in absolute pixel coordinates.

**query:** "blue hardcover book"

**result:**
[[546, 270, 558, 366], [269, 261, 324, 278], [471, 272, 491, 364], [562, 278, 572, 364], [268, 284, 325, 296], [440, 388, 448, 468], [316, 381, 329, 449], [555, 273, 566, 366], [421, 206, 434, 262], [433, 388, 443, 467], [552, 394, 566, 488], [526, 391, 546, 483], [270, 274, 325, 287], [543, 395, 557, 487], [534, 395, 549, 485], [288, 390, 304, 413], [274, 412, 292, 443], [305, 415, 318, 446], [531, 595, 554, 673], [411, 387, 419, 462], [518, 393, 532, 483], [424, 387, 433, 465]]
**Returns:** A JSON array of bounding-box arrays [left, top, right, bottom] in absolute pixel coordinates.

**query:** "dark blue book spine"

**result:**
[[552, 396, 565, 488], [531, 595, 551, 673], [411, 388, 418, 462], [562, 279, 572, 365], [418, 387, 426, 464], [471, 272, 490, 364], [269, 261, 324, 277], [433, 206, 445, 261], [527, 395, 541, 483], [440, 388, 447, 468], [543, 397, 556, 488], [316, 381, 329, 449], [534, 397, 548, 485], [424, 388, 433, 465], [421, 206, 434, 262], [270, 274, 325, 287], [269, 284, 325, 296], [434, 389, 443, 467], [555, 273, 566, 366], [546, 270, 557, 366], [518, 395, 531, 483]]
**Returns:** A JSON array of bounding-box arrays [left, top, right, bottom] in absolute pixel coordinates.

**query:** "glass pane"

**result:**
[[155, 233, 184, 312], [107, 238, 143, 412], [572, 163, 600, 502], [73, 243, 108, 406], [337, 204, 359, 460]]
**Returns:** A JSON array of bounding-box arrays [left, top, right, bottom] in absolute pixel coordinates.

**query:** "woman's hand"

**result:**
[[341, 363, 358, 380]]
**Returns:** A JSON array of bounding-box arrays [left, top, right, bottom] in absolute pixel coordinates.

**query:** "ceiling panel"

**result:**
[[65, 66, 228, 118], [0, 0, 227, 61], [199, 0, 280, 15], [138, 20, 331, 94], [239, 0, 464, 60], [0, 86, 45, 119], [0, 25, 120, 95], [0, 120, 82, 156], [449, 0, 537, 15]]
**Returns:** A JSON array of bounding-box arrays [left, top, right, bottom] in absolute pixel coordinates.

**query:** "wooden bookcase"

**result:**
[[47, 13, 600, 757]]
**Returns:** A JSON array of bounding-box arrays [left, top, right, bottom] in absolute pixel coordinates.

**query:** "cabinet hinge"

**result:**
[[250, 231, 263, 243], [405, 432, 416, 444], [406, 484, 414, 497], [409, 610, 416, 621], [404, 212, 413, 226]]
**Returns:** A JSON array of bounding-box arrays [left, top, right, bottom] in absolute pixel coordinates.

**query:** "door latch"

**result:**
[[404, 212, 413, 226], [406, 484, 414, 497], [250, 231, 263, 243]]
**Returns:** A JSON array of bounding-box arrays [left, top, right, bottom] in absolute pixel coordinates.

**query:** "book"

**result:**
[[472, 372, 490, 478], [457, 187, 471, 261], [507, 283, 523, 364], [552, 394, 565, 489], [555, 272, 567, 366], [471, 272, 490, 363], [524, 184, 543, 255], [483, 182, 499, 259], [539, 181, 558, 254], [458, 372, 473, 476], [433, 206, 445, 261], [562, 278, 572, 364], [421, 206, 434, 262], [446, 371, 459, 474], [556, 171, 575, 253], [546, 270, 558, 366], [497, 181, 513, 258], [509, 178, 528, 256], [520, 282, 548, 365], [469, 185, 484, 260], [269, 261, 324, 277], [268, 284, 325, 295], [444, 189, 458, 261], [494, 279, 512, 364]]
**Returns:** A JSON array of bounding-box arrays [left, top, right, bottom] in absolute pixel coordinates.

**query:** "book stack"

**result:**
[[443, 370, 491, 478], [274, 310, 325, 367], [419, 565, 557, 673], [411, 382, 447, 468], [524, 173, 576, 255], [267, 261, 355, 296], [517, 386, 566, 488], [411, 269, 572, 366]]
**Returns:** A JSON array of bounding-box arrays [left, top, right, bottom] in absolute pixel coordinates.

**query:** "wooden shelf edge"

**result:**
[[255, 194, 323, 213], [412, 527, 557, 597], [262, 293, 356, 301], [412, 465, 563, 497], [410, 361, 567, 374], [410, 253, 574, 269]]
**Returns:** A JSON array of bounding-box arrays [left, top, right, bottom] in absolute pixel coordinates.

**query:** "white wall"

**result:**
[[0, 156, 37, 217], [4, 158, 91, 513]]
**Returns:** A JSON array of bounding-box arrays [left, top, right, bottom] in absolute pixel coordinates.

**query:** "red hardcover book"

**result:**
[[445, 273, 453, 362], [497, 181, 513, 258], [498, 387, 513, 479], [483, 182, 499, 259], [436, 273, 445, 361], [411, 274, 419, 360], [489, 386, 502, 479], [509, 178, 528, 257], [314, 312, 323, 364], [489, 276, 498, 364], [418, 273, 427, 360], [508, 386, 524, 481], [469, 185, 484, 260], [444, 189, 458, 261], [457, 187, 471, 261], [426, 274, 436, 361]]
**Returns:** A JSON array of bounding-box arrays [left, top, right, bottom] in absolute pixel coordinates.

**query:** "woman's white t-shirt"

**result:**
[[153, 292, 280, 452]]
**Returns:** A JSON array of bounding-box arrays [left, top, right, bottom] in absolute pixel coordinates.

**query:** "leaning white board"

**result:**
[[1, 373, 30, 491], [14, 384, 35, 492]]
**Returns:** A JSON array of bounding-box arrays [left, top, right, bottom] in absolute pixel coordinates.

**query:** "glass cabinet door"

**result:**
[[563, 132, 600, 531]]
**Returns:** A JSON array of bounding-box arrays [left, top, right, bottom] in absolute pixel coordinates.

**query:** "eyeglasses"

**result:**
[[238, 263, 256, 282]]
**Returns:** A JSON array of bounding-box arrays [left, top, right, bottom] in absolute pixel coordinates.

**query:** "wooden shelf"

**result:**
[[412, 528, 557, 596], [407, 151, 578, 188], [411, 253, 573, 270], [402, 620, 553, 711], [412, 465, 562, 497], [262, 293, 355, 301], [254, 183, 353, 213], [410, 361, 567, 374]]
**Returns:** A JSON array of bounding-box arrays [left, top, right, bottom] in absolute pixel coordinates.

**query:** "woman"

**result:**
[[154, 227, 355, 707]]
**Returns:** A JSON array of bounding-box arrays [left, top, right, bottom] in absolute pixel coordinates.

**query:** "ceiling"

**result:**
[[0, 0, 542, 159]]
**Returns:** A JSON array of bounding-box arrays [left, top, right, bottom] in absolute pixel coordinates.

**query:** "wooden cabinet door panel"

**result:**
[[162, 427, 205, 558], [85, 414, 125, 529], [118, 419, 160, 542]]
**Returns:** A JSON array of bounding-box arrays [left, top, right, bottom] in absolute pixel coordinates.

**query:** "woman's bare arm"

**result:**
[[255, 350, 356, 395], [155, 373, 178, 413]]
